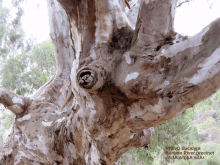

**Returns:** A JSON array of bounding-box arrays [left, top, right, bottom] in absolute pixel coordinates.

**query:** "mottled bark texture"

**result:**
[[1, 0, 220, 164]]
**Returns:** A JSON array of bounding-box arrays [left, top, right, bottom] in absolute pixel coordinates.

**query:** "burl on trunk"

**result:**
[[1, 0, 220, 164]]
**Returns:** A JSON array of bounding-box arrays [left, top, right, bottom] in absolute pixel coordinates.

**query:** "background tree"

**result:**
[[0, 0, 31, 94], [0, 0, 56, 143], [0, 0, 27, 143], [0, 0, 220, 164], [1, 40, 56, 95]]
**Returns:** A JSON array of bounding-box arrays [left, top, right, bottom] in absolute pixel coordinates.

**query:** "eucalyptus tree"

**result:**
[[0, 0, 220, 164], [1, 41, 56, 96], [0, 0, 31, 94]]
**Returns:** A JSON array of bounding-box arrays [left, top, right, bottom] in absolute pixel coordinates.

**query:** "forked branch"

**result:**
[[115, 18, 220, 128]]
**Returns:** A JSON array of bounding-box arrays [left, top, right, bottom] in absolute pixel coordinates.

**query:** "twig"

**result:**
[[177, 0, 190, 8], [124, 0, 131, 9]]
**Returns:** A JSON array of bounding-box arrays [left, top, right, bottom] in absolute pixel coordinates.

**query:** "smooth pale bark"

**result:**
[[0, 86, 31, 114], [0, 0, 220, 164]]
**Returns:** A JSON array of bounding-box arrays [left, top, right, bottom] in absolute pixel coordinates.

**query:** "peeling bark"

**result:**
[[1, 0, 220, 164]]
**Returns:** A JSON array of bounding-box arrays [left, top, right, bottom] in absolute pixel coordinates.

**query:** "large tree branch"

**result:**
[[33, 0, 75, 111], [96, 127, 155, 163], [0, 86, 31, 114], [57, 0, 134, 58], [132, 0, 178, 52], [113, 18, 220, 129]]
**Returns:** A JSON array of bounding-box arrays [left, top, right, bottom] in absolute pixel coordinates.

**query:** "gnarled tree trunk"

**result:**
[[1, 0, 220, 164]]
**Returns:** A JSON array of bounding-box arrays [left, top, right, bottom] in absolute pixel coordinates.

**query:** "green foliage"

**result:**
[[217, 120, 220, 128], [189, 126, 199, 143], [0, 17, 26, 60], [27, 40, 56, 89], [200, 143, 220, 165], [1, 112, 14, 130], [192, 100, 212, 115], [0, 1, 36, 95], [0, 40, 56, 95], [0, 4, 8, 44], [0, 109, 15, 142], [213, 90, 220, 103], [200, 117, 216, 129], [202, 143, 220, 153], [205, 156, 220, 165], [208, 127, 216, 131]]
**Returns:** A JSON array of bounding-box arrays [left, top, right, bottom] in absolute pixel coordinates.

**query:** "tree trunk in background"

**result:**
[[1, 0, 220, 164]]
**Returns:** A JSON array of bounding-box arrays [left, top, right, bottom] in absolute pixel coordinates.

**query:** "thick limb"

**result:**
[[34, 0, 75, 111], [132, 0, 178, 51], [0, 86, 31, 114], [115, 18, 220, 127]]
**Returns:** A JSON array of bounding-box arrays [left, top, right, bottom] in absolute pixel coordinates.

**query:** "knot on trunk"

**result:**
[[77, 69, 98, 89], [76, 66, 105, 92]]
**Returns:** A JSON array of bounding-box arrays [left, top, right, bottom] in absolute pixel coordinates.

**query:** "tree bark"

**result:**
[[1, 0, 220, 164]]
